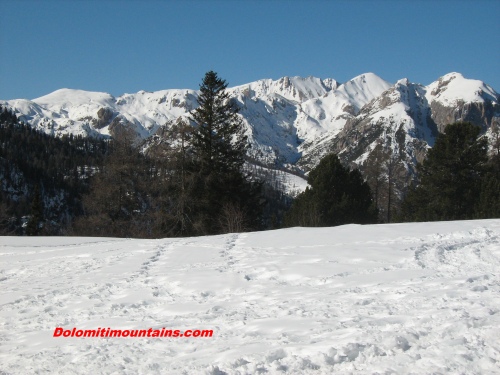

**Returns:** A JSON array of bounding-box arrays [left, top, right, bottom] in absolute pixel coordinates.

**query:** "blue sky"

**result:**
[[1, 0, 499, 100]]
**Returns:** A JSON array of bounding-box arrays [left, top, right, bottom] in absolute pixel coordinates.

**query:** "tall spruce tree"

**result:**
[[399, 122, 488, 221], [191, 71, 248, 173], [189, 71, 260, 234], [284, 153, 377, 227]]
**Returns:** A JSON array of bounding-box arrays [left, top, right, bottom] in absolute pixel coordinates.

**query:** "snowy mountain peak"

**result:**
[[230, 75, 338, 103], [34, 89, 115, 108], [334, 73, 392, 111], [440, 72, 464, 80], [349, 72, 386, 84], [396, 78, 410, 86], [426, 72, 499, 105]]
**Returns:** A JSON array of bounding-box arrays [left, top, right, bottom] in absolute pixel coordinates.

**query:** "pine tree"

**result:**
[[284, 153, 377, 227], [189, 71, 260, 235], [191, 71, 248, 174]]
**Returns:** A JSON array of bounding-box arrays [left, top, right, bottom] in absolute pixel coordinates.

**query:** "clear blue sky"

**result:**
[[1, 0, 499, 100]]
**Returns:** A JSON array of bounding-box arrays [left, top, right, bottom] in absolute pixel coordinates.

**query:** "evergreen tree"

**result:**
[[285, 153, 377, 227], [191, 71, 248, 174], [400, 122, 488, 221], [189, 71, 261, 235]]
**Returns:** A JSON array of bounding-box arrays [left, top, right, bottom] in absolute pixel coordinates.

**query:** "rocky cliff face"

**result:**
[[429, 100, 499, 133], [426, 73, 499, 133], [298, 79, 438, 173]]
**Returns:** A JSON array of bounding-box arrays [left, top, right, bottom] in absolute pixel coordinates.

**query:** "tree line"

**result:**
[[1, 72, 499, 237]]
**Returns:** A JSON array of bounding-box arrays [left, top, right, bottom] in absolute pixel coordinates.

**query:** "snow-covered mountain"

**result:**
[[0, 73, 391, 167], [298, 73, 499, 196], [2, 72, 499, 179], [227, 73, 391, 166], [426, 72, 499, 133], [4, 88, 199, 139]]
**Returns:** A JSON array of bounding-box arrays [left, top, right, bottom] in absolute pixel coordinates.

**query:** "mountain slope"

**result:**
[[299, 79, 437, 170], [296, 74, 392, 162], [2, 73, 499, 188]]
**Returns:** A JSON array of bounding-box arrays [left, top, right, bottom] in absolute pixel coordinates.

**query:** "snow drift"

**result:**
[[1, 220, 499, 374]]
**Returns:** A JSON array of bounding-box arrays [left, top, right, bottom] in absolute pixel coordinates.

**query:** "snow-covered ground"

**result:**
[[1, 220, 499, 374]]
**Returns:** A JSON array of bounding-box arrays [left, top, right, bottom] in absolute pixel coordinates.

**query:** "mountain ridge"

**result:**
[[2, 72, 499, 179]]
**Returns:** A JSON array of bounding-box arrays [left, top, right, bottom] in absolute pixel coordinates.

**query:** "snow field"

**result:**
[[1, 220, 500, 374]]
